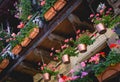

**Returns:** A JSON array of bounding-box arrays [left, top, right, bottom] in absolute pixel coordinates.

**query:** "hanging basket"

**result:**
[[44, 7, 57, 21], [29, 27, 39, 39], [21, 37, 31, 47], [53, 0, 66, 11], [78, 44, 87, 53], [96, 23, 107, 34], [0, 59, 9, 70], [11, 44, 22, 55], [62, 54, 70, 64], [97, 63, 120, 82], [43, 72, 51, 81]]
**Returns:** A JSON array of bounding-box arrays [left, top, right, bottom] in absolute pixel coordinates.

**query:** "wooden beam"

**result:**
[[47, 33, 65, 42]]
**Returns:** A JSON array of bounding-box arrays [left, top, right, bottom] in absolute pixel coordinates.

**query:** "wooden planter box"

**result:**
[[0, 59, 9, 70], [21, 37, 31, 47], [53, 0, 66, 11], [44, 7, 57, 21], [11, 45, 22, 55], [97, 63, 120, 82], [29, 28, 39, 39]]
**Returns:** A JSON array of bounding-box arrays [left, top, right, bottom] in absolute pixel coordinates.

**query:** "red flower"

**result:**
[[62, 76, 68, 80], [109, 43, 117, 48]]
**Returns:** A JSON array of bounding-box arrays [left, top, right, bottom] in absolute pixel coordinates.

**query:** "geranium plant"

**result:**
[[40, 64, 59, 76], [90, 8, 120, 28]]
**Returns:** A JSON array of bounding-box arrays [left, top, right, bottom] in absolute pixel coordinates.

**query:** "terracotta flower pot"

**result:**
[[0, 59, 9, 70], [11, 44, 22, 55], [97, 63, 120, 82], [62, 54, 70, 64], [43, 73, 50, 81], [53, 0, 66, 11], [78, 44, 87, 53], [29, 28, 39, 39], [44, 7, 57, 21], [96, 23, 107, 34], [21, 37, 31, 47]]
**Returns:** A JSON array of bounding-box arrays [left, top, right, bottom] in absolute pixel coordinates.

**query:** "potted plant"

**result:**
[[75, 34, 95, 53], [41, 65, 59, 81], [90, 8, 120, 34], [10, 22, 39, 54]]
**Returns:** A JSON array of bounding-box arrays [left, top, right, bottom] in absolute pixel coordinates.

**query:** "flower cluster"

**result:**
[[90, 8, 120, 28], [39, 63, 59, 76]]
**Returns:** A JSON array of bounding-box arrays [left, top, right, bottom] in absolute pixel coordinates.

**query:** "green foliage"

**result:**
[[0, 28, 11, 52], [71, 75, 93, 82], [20, 0, 33, 21], [10, 21, 37, 49], [105, 50, 120, 66], [75, 34, 95, 45], [0, 54, 10, 63], [93, 13, 120, 28], [92, 62, 107, 76], [92, 50, 120, 76], [41, 67, 59, 76], [63, 47, 78, 57]]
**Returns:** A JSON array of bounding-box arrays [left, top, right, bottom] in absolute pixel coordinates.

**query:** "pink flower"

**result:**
[[55, 50, 60, 53], [38, 62, 41, 66], [106, 11, 110, 15], [50, 52, 53, 56], [76, 36, 79, 39], [64, 39, 69, 43], [41, 66, 44, 70], [11, 33, 16, 37], [90, 14, 94, 18], [40, 0, 46, 6], [80, 62, 86, 68], [69, 69, 75, 74], [108, 8, 112, 11], [76, 30, 80, 34], [99, 9, 104, 15], [0, 38, 3, 40], [54, 57, 58, 60], [70, 37, 73, 41], [89, 55, 100, 63], [61, 44, 67, 49], [43, 64, 47, 67], [51, 47, 54, 51], [17, 22, 24, 28], [96, 14, 99, 17]]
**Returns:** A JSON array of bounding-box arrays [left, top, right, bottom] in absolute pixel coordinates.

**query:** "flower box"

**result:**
[[21, 37, 31, 47], [0, 59, 9, 70], [53, 0, 66, 11], [44, 7, 57, 21], [11, 44, 22, 55], [28, 27, 39, 39], [97, 63, 120, 82]]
